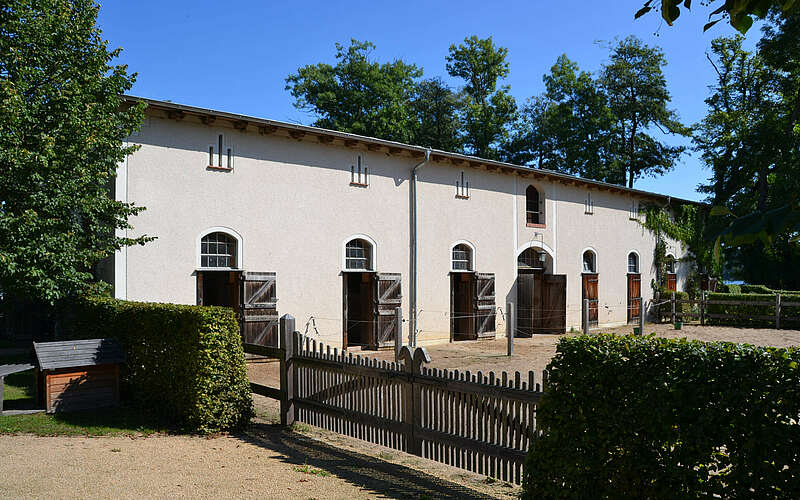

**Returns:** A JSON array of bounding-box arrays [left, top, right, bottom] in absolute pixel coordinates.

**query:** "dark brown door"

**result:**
[[627, 273, 641, 322], [451, 273, 475, 340], [582, 273, 599, 328], [373, 273, 401, 349], [239, 272, 278, 346], [343, 272, 374, 348], [667, 274, 677, 292], [197, 270, 240, 309], [541, 274, 567, 334], [473, 273, 496, 338], [516, 270, 542, 337]]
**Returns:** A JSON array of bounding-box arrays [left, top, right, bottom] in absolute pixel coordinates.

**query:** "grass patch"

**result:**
[[293, 461, 331, 477], [0, 405, 164, 436]]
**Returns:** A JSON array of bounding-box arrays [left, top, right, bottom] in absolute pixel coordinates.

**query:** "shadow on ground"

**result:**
[[237, 422, 498, 500]]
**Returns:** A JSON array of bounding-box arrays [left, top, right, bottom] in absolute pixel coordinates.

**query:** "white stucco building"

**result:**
[[105, 96, 693, 349]]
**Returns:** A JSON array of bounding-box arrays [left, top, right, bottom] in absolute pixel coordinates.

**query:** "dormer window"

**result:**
[[350, 155, 368, 187]]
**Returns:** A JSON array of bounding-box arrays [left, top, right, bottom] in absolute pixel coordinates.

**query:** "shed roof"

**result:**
[[33, 339, 125, 371]]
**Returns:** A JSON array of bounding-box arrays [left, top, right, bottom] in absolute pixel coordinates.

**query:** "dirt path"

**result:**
[[0, 425, 512, 499]]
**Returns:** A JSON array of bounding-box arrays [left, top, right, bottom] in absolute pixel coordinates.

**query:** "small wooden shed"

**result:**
[[34, 339, 125, 413]]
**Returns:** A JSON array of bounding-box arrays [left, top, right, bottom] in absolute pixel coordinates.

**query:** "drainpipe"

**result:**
[[410, 148, 432, 346]]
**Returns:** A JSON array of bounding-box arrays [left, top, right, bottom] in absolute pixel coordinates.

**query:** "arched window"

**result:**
[[526, 186, 542, 225], [665, 255, 676, 274], [582, 250, 597, 273], [451, 244, 473, 271], [518, 248, 547, 269], [628, 252, 639, 274], [345, 238, 373, 271], [200, 232, 237, 268]]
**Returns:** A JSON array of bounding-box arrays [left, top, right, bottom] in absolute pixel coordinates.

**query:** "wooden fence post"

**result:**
[[395, 307, 402, 362], [700, 291, 706, 326], [507, 302, 514, 357], [280, 314, 295, 426], [776, 293, 782, 330], [583, 298, 589, 335], [639, 298, 645, 335], [671, 292, 676, 325]]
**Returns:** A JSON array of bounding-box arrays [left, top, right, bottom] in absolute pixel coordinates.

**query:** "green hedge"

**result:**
[[706, 292, 800, 328], [61, 297, 253, 433], [523, 335, 800, 498], [655, 289, 692, 321], [740, 284, 773, 294]]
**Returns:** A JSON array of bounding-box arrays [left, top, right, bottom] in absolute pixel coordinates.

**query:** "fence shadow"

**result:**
[[235, 421, 499, 500]]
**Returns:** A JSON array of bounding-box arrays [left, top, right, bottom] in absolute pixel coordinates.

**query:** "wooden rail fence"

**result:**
[[245, 314, 543, 484], [657, 292, 800, 328]]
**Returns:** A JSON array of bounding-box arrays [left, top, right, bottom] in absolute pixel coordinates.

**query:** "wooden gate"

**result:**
[[627, 273, 641, 323], [246, 317, 544, 485], [582, 273, 598, 328], [473, 273, 496, 338], [373, 273, 401, 349], [541, 274, 566, 334], [240, 272, 278, 346]]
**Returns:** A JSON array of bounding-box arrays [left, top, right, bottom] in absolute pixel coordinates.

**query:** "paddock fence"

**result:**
[[655, 292, 800, 329], [245, 314, 544, 484]]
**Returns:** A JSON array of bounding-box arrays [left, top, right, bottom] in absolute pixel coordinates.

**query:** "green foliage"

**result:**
[[0, 0, 153, 303], [523, 334, 800, 498], [655, 288, 692, 319], [61, 297, 253, 434], [741, 283, 774, 293], [0, 405, 163, 436], [410, 77, 463, 152], [286, 39, 423, 144], [706, 292, 800, 327], [635, 0, 798, 33], [600, 36, 689, 188], [504, 37, 688, 188], [446, 36, 517, 160]]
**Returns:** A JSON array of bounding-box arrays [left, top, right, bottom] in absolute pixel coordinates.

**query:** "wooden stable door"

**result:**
[[373, 273, 402, 349], [627, 273, 641, 323], [473, 273, 496, 338], [582, 273, 599, 328], [540, 274, 567, 334], [240, 272, 278, 346], [667, 273, 677, 292]]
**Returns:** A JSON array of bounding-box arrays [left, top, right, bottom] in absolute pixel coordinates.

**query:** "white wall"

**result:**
[[119, 111, 690, 347]]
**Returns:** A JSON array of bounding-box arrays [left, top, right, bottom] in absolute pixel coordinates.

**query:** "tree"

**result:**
[[696, 32, 800, 288], [409, 78, 463, 152], [0, 0, 151, 303], [634, 0, 798, 33], [446, 36, 517, 160], [285, 40, 422, 143], [530, 55, 615, 181], [599, 36, 689, 188]]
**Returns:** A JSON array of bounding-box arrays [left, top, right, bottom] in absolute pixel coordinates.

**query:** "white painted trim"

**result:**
[[113, 149, 129, 300], [580, 246, 598, 274], [626, 249, 641, 274], [552, 183, 558, 273], [196, 226, 244, 270], [449, 240, 476, 272], [342, 233, 377, 272], [512, 176, 518, 269]]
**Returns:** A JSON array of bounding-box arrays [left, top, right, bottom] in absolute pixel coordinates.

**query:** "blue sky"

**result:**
[[97, 1, 760, 201]]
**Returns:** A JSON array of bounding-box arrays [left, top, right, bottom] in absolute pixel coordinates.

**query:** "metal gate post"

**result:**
[[280, 314, 296, 426], [507, 302, 514, 356], [395, 307, 403, 362], [583, 299, 589, 335], [639, 298, 645, 335]]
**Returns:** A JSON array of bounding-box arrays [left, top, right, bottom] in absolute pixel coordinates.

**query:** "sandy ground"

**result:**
[[0, 416, 514, 500], [248, 323, 800, 388]]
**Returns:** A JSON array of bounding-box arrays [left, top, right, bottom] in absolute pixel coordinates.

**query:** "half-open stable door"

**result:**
[[473, 273, 496, 339], [627, 273, 641, 323], [372, 273, 402, 349], [240, 272, 278, 346], [541, 274, 567, 334], [516, 270, 542, 337], [582, 273, 599, 329]]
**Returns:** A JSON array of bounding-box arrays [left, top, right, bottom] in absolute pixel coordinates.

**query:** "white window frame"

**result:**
[[208, 133, 234, 170], [584, 192, 594, 215], [196, 227, 243, 270], [665, 253, 677, 274], [342, 234, 377, 271], [350, 154, 368, 186], [581, 247, 598, 274], [449, 240, 476, 272], [627, 251, 640, 274]]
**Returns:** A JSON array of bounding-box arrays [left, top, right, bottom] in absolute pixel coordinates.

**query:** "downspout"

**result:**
[[410, 148, 432, 346]]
